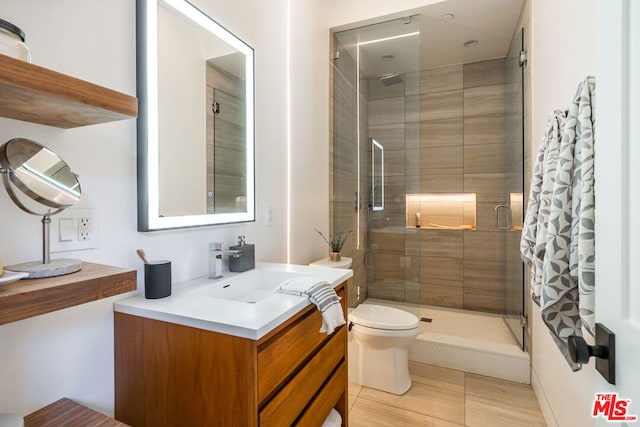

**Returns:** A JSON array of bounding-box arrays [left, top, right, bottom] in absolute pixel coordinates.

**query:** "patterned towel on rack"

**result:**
[[521, 109, 566, 303], [521, 76, 595, 371]]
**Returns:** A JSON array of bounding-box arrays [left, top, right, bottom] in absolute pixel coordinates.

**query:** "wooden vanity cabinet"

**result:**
[[115, 282, 348, 427]]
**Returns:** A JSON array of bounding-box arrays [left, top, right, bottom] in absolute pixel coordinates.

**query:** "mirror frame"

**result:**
[[137, 0, 255, 231]]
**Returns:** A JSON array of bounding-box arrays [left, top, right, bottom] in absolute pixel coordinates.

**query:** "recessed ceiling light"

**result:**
[[381, 54, 395, 61], [440, 13, 455, 22], [463, 39, 479, 47]]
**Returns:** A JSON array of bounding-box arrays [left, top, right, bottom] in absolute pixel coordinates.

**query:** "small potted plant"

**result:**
[[315, 229, 351, 262]]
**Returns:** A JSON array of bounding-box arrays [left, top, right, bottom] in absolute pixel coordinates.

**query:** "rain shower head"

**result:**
[[379, 73, 403, 86]]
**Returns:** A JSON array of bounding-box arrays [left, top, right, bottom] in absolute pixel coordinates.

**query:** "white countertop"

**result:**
[[114, 262, 352, 340]]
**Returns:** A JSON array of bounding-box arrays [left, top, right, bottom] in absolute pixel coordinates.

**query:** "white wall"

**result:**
[[289, 1, 331, 264], [0, 0, 291, 416], [529, 1, 597, 426]]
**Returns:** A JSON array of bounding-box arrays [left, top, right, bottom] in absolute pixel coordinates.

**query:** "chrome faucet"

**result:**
[[209, 242, 242, 278]]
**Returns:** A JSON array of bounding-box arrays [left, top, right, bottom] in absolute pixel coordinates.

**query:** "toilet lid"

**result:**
[[349, 304, 419, 330]]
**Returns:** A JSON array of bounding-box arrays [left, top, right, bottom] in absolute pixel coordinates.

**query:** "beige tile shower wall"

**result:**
[[368, 86, 407, 302], [366, 70, 423, 303], [407, 58, 523, 313], [365, 58, 522, 309], [412, 64, 464, 308], [464, 57, 523, 313]]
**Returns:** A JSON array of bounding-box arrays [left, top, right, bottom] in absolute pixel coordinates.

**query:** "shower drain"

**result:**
[[420, 317, 433, 323]]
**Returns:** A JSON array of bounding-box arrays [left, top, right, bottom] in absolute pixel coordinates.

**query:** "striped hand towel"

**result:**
[[279, 277, 345, 335]]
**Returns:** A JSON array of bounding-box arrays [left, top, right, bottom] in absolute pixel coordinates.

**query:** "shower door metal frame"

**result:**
[[502, 27, 526, 351]]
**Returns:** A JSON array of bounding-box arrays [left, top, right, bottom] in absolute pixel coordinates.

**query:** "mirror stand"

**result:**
[[1, 174, 83, 278], [3, 211, 82, 279], [0, 139, 83, 279], [42, 212, 51, 264]]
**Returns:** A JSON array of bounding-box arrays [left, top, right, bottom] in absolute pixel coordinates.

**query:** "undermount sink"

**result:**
[[186, 269, 305, 303]]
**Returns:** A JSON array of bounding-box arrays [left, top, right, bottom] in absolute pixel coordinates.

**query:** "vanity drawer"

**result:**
[[259, 327, 345, 426], [257, 287, 345, 404], [295, 361, 347, 426]]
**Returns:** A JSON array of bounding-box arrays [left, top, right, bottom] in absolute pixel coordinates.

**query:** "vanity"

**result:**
[[114, 263, 351, 426]]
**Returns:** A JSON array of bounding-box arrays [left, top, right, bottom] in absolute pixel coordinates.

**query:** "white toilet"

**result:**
[[348, 304, 420, 395]]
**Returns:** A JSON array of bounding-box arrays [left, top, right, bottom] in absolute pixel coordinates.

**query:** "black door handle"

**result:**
[[568, 335, 608, 363], [567, 323, 616, 384]]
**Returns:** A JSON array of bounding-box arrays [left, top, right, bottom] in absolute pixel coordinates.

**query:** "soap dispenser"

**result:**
[[229, 235, 255, 272]]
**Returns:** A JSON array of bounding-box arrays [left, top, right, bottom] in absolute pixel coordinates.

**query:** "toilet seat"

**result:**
[[349, 304, 419, 331]]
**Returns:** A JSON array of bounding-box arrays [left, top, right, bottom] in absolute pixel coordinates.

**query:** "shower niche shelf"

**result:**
[[406, 193, 476, 230]]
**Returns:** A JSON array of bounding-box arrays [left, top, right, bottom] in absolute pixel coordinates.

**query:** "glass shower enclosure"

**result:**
[[331, 19, 526, 350]]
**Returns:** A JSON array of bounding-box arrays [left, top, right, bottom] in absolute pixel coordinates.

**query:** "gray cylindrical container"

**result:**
[[144, 260, 171, 299]]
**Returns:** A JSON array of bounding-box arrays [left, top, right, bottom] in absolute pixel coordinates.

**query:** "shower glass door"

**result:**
[[332, 31, 361, 308], [502, 28, 525, 349], [332, 18, 421, 314]]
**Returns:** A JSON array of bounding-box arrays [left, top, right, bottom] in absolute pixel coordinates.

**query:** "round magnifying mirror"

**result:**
[[0, 138, 83, 278]]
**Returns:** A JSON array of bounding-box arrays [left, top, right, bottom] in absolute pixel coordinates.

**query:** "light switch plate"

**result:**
[[58, 217, 74, 242], [50, 208, 99, 252]]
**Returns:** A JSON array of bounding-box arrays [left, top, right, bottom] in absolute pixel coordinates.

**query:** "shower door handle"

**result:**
[[495, 204, 512, 230]]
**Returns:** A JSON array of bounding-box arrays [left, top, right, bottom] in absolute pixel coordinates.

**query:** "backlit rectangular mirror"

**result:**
[[371, 138, 384, 211], [137, 0, 255, 231]]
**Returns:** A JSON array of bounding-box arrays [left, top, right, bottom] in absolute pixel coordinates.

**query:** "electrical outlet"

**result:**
[[78, 217, 91, 241], [50, 208, 98, 252]]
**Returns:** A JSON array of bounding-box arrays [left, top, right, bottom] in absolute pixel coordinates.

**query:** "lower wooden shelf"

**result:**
[[0, 262, 136, 325], [24, 398, 128, 427]]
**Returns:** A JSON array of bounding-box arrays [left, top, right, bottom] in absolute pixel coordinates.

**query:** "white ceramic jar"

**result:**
[[0, 18, 31, 63]]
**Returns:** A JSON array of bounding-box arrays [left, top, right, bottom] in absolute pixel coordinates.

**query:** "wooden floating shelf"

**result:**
[[0, 53, 137, 128], [0, 262, 136, 325]]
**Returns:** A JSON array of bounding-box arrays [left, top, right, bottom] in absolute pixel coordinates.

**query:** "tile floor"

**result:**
[[348, 361, 547, 427]]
